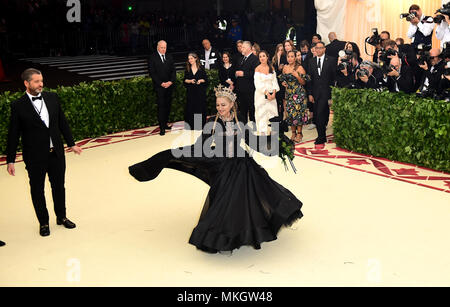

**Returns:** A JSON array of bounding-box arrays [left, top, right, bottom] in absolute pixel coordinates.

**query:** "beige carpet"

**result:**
[[1, 122, 449, 287]]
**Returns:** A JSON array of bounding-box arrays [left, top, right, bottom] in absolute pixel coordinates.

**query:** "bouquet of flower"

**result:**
[[269, 116, 297, 173]]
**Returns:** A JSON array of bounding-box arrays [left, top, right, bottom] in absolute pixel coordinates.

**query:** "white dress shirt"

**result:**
[[317, 55, 325, 75], [157, 51, 166, 63], [436, 21, 450, 49], [204, 48, 211, 70], [407, 14, 435, 42], [27, 92, 53, 148]]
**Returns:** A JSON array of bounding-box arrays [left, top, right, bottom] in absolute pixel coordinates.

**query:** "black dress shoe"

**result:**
[[159, 128, 165, 136], [57, 218, 76, 229], [164, 125, 172, 130], [40, 225, 50, 237], [0, 240, 5, 247]]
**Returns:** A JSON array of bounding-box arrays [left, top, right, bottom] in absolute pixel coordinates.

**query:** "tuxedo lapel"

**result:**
[[22, 95, 47, 128]]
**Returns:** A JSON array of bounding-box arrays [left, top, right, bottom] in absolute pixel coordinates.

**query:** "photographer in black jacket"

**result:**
[[353, 61, 385, 90], [336, 51, 360, 88], [417, 48, 446, 97]]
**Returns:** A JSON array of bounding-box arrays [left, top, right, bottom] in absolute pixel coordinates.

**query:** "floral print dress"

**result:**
[[278, 73, 309, 126]]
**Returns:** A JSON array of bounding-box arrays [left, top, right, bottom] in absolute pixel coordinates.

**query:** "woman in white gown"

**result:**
[[254, 50, 280, 134]]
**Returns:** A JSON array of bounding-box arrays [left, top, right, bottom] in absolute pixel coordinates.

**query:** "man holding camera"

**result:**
[[336, 52, 360, 88], [417, 48, 446, 96], [372, 30, 391, 63], [436, 14, 450, 49], [382, 56, 415, 94], [406, 4, 435, 49], [353, 61, 384, 90]]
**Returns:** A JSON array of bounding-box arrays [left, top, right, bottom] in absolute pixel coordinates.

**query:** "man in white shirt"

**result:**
[[200, 39, 220, 70], [436, 14, 450, 49], [406, 4, 435, 49]]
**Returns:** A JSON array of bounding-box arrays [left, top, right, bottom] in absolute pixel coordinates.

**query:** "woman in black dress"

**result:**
[[129, 85, 303, 254], [218, 52, 236, 90], [184, 53, 208, 130]]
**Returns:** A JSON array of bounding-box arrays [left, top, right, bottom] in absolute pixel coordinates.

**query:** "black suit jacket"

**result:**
[[148, 52, 177, 89], [419, 60, 446, 92], [384, 64, 415, 94], [199, 48, 221, 70], [326, 39, 347, 59], [235, 53, 260, 93], [6, 92, 75, 164], [306, 55, 337, 100]]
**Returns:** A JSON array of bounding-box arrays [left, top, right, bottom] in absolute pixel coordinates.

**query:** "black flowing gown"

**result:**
[[129, 116, 303, 253], [184, 68, 208, 130]]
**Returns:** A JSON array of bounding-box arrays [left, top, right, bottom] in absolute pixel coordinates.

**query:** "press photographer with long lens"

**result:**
[[335, 51, 360, 88], [417, 48, 445, 98], [437, 61, 450, 100], [404, 4, 435, 49], [353, 61, 384, 90], [435, 2, 450, 49]]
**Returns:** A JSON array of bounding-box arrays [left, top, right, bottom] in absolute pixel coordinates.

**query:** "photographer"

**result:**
[[353, 61, 384, 90], [379, 39, 422, 90], [437, 62, 450, 100], [406, 4, 435, 49], [372, 31, 391, 63], [435, 14, 450, 49], [417, 48, 446, 97], [382, 56, 415, 94], [336, 51, 360, 88]]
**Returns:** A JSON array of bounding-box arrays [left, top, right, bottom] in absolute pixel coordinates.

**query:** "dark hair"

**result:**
[[299, 40, 310, 49], [222, 51, 232, 63], [409, 4, 420, 12], [315, 41, 325, 48], [21, 68, 42, 82], [186, 53, 202, 72], [286, 50, 299, 70], [259, 50, 274, 74], [312, 33, 322, 41], [380, 31, 391, 38], [383, 39, 397, 49], [395, 37, 405, 45]]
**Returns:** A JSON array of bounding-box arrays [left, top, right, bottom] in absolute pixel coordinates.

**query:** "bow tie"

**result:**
[[32, 96, 42, 101]]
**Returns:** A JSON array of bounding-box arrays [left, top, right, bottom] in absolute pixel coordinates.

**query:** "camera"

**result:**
[[400, 11, 417, 22], [433, 14, 446, 24], [378, 48, 398, 64], [366, 28, 381, 47], [337, 49, 353, 70], [357, 68, 370, 78], [436, 2, 450, 17], [265, 91, 274, 100], [416, 43, 432, 65]]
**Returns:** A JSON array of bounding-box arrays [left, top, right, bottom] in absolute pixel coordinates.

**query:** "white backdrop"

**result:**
[[314, 0, 347, 44]]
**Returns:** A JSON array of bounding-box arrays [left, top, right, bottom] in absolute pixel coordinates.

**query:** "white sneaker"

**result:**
[[307, 124, 316, 130]]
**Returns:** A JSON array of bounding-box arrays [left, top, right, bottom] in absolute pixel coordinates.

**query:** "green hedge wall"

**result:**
[[331, 87, 450, 173], [0, 70, 219, 154]]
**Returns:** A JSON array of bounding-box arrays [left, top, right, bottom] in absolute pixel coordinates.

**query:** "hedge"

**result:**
[[331, 87, 450, 173], [0, 70, 219, 154]]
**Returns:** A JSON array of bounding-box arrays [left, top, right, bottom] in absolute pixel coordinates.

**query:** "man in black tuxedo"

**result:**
[[199, 39, 221, 70], [234, 41, 259, 124], [148, 40, 176, 136], [306, 42, 337, 148], [6, 68, 82, 237]]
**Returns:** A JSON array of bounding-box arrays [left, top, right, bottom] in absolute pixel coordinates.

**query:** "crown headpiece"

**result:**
[[214, 85, 237, 103]]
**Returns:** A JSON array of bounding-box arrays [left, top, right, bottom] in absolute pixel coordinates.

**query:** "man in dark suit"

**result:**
[[199, 39, 221, 70], [6, 68, 82, 237], [325, 32, 346, 59], [234, 41, 260, 124], [382, 56, 415, 94], [148, 40, 176, 136], [306, 42, 337, 148]]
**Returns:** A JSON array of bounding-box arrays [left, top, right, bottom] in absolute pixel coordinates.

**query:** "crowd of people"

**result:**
[[148, 3, 449, 150]]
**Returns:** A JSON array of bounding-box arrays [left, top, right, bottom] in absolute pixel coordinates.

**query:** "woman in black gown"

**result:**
[[218, 52, 236, 90], [184, 53, 208, 130], [129, 85, 303, 253]]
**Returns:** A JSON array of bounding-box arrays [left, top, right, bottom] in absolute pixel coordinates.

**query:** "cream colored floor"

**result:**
[[1, 124, 449, 287]]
